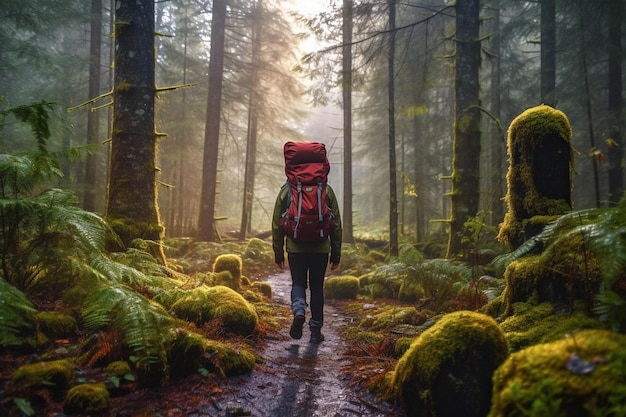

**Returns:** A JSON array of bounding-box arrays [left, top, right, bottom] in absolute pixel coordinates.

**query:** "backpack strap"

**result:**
[[294, 182, 302, 239]]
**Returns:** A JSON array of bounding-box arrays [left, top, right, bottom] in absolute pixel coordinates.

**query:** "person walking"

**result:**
[[272, 141, 342, 343]]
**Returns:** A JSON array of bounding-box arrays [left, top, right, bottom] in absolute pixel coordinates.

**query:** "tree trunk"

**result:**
[[198, 0, 227, 241], [342, 0, 354, 244], [387, 0, 398, 257], [607, 0, 623, 204], [578, 0, 601, 208], [239, 0, 261, 241], [489, 0, 505, 226], [107, 0, 165, 263], [447, 0, 481, 258], [540, 0, 556, 106], [83, 0, 102, 212]]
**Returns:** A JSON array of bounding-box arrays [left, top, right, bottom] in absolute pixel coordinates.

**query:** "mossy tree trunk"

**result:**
[[107, 0, 165, 263], [447, 0, 481, 258], [198, 0, 226, 242], [497, 105, 573, 249]]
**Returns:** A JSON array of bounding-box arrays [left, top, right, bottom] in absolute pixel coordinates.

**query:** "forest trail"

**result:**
[[206, 270, 407, 417]]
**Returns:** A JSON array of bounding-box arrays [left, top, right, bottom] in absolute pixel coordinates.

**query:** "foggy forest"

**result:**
[[2, 0, 626, 416]]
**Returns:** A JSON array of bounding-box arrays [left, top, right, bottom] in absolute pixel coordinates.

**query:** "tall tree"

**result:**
[[540, 0, 556, 106], [83, 0, 103, 212], [107, 0, 165, 262], [239, 0, 262, 240], [607, 0, 623, 204], [342, 0, 354, 244], [447, 0, 481, 258], [387, 0, 399, 257], [198, 0, 227, 241]]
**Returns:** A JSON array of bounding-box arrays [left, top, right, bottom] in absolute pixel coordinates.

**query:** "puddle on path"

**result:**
[[208, 270, 406, 417]]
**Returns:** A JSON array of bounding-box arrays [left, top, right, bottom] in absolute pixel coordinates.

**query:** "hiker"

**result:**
[[272, 141, 342, 343]]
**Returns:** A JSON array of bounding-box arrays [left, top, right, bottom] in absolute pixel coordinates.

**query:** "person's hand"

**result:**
[[330, 262, 339, 270], [277, 262, 285, 269]]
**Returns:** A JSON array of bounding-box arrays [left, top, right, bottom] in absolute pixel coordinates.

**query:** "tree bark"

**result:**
[[107, 0, 165, 263], [447, 0, 481, 258], [540, 0, 556, 106], [342, 0, 354, 244], [198, 0, 227, 241], [84, 0, 102, 212], [387, 0, 398, 257], [607, 0, 623, 204]]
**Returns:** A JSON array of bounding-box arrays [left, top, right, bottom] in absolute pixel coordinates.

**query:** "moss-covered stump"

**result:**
[[11, 359, 74, 400], [213, 254, 243, 290], [63, 383, 110, 416], [324, 275, 360, 299], [497, 105, 573, 249], [35, 311, 77, 339], [391, 311, 509, 417], [488, 329, 626, 417], [170, 286, 258, 336]]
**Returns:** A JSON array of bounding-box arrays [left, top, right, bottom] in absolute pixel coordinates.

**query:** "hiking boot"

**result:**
[[310, 328, 324, 343], [289, 315, 305, 339]]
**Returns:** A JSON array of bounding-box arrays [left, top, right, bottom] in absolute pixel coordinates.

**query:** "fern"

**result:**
[[82, 284, 173, 364], [0, 278, 36, 347]]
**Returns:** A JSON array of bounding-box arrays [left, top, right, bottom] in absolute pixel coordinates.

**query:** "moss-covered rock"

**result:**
[[324, 275, 360, 299], [500, 302, 603, 352], [170, 286, 258, 336], [488, 329, 626, 417], [11, 359, 74, 400], [213, 254, 243, 290], [391, 311, 509, 417], [251, 281, 272, 298], [106, 360, 132, 378], [35, 311, 77, 338], [205, 340, 257, 377], [168, 329, 208, 379], [63, 382, 110, 416]]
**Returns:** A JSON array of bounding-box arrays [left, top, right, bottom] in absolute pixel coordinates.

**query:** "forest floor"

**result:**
[[106, 270, 408, 417]]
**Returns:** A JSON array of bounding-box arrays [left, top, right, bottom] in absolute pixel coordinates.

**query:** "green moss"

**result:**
[[35, 311, 77, 338], [213, 254, 243, 290], [358, 305, 421, 332], [394, 337, 415, 358], [169, 286, 258, 336], [168, 330, 208, 379], [498, 105, 573, 249], [214, 270, 237, 289], [390, 311, 508, 417], [11, 359, 74, 400], [63, 383, 110, 416], [500, 302, 604, 352], [501, 256, 545, 316], [488, 329, 626, 417], [205, 340, 257, 377], [324, 275, 360, 299], [106, 360, 131, 378], [251, 281, 272, 298]]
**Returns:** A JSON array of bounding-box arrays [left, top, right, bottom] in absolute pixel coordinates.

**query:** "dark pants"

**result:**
[[288, 252, 329, 329]]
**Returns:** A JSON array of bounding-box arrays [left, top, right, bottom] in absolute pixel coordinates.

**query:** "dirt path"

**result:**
[[208, 270, 407, 417]]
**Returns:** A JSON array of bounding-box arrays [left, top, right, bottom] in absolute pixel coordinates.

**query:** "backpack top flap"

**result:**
[[283, 141, 330, 183]]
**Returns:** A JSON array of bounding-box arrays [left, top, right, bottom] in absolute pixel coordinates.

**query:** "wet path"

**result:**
[[209, 270, 406, 417]]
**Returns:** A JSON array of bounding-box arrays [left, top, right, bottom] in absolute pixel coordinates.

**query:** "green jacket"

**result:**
[[272, 182, 342, 264]]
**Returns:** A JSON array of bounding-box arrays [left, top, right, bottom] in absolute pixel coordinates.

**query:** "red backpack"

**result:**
[[279, 141, 336, 241]]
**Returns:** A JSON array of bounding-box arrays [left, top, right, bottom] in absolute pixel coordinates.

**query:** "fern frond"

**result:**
[[81, 285, 173, 363], [0, 278, 36, 347]]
